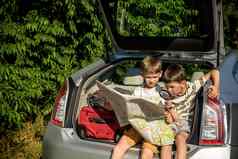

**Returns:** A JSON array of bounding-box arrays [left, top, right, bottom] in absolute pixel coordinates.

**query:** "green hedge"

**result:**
[[0, 0, 110, 131]]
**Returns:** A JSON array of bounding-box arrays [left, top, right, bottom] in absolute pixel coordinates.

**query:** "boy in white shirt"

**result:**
[[112, 56, 174, 159]]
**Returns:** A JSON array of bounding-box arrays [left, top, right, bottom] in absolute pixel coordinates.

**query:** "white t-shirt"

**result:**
[[132, 86, 162, 103]]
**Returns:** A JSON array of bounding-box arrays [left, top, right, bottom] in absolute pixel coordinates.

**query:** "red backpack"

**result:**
[[77, 94, 121, 142]]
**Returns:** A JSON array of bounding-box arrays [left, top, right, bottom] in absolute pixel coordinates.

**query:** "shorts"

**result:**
[[123, 127, 158, 153]]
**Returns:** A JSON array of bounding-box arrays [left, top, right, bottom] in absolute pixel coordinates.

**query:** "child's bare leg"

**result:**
[[160, 145, 172, 159], [140, 142, 157, 159], [112, 127, 141, 159], [175, 132, 189, 159], [141, 148, 154, 159], [111, 135, 133, 159]]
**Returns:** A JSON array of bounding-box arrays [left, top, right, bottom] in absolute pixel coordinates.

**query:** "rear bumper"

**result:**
[[188, 144, 230, 159], [43, 123, 231, 159]]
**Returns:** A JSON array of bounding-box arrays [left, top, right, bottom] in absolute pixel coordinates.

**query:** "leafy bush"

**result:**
[[0, 0, 110, 131], [0, 115, 45, 159]]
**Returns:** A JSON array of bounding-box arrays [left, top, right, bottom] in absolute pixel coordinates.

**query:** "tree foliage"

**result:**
[[0, 0, 109, 130], [116, 0, 199, 37]]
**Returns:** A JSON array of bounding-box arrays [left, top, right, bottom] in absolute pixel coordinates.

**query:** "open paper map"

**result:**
[[96, 81, 175, 145]]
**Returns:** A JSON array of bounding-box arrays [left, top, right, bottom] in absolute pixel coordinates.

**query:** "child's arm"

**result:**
[[164, 100, 177, 124], [164, 109, 177, 124], [202, 69, 220, 98], [203, 69, 219, 89]]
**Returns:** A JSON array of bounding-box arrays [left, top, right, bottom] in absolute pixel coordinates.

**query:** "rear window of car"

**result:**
[[99, 0, 215, 51], [116, 0, 200, 38]]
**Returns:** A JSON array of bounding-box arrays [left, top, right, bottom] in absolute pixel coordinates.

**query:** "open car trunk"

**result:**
[[74, 58, 211, 157], [96, 0, 224, 66]]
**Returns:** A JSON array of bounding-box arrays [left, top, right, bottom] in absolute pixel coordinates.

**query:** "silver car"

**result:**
[[43, 0, 238, 158]]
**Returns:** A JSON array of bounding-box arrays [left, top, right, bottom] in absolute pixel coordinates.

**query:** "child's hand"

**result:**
[[169, 109, 177, 122], [164, 111, 173, 124], [164, 109, 177, 124], [208, 85, 219, 98]]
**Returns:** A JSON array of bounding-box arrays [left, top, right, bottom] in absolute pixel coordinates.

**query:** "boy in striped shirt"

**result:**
[[163, 64, 219, 159]]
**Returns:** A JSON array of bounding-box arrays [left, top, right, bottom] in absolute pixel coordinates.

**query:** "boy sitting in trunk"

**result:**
[[112, 56, 174, 159], [163, 64, 219, 159]]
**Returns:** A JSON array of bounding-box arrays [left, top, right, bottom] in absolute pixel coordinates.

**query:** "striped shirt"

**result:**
[[170, 78, 205, 125]]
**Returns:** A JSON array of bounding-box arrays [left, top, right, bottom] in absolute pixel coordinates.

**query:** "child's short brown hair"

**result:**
[[140, 56, 162, 74], [163, 64, 186, 82]]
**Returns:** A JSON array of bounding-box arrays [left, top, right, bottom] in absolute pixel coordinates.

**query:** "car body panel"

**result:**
[[189, 146, 230, 159], [71, 59, 107, 86], [219, 51, 238, 158], [110, 51, 217, 67], [220, 52, 238, 103], [43, 123, 142, 159], [43, 124, 113, 159]]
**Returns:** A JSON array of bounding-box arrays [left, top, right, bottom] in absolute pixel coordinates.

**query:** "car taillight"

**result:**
[[51, 80, 69, 127], [199, 97, 226, 145]]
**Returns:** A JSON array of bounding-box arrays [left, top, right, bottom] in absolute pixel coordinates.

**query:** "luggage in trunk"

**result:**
[[78, 105, 121, 142]]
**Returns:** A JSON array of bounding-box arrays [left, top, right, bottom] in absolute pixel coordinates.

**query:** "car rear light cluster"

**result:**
[[199, 95, 226, 145], [51, 80, 69, 127]]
